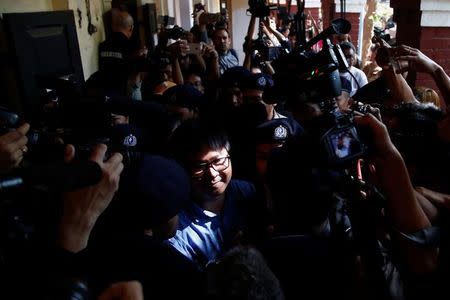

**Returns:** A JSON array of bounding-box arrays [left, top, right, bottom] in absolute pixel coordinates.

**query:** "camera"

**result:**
[[247, 0, 278, 18], [165, 25, 185, 40], [253, 39, 283, 63], [246, 1, 283, 62], [373, 26, 393, 46], [199, 12, 222, 24], [351, 101, 372, 115], [321, 112, 367, 165], [273, 18, 367, 167]]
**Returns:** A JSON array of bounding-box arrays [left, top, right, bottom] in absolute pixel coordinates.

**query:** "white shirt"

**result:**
[[340, 66, 368, 97]]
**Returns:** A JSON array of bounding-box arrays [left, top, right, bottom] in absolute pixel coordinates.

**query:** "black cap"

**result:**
[[163, 84, 205, 109], [240, 73, 274, 91], [220, 66, 252, 88], [119, 154, 191, 229]]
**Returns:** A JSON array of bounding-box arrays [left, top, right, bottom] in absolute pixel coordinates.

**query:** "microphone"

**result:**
[[0, 160, 103, 192]]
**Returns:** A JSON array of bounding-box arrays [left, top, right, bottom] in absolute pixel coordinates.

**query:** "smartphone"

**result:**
[[269, 18, 277, 30], [187, 43, 202, 55]]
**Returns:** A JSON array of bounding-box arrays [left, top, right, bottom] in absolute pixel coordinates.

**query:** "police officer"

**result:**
[[98, 9, 146, 98]]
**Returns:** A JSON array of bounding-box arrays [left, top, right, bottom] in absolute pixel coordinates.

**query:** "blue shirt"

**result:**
[[167, 179, 255, 268], [218, 49, 239, 75]]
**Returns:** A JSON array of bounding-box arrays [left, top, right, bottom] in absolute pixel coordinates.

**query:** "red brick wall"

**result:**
[[418, 27, 450, 100], [341, 12, 361, 50], [284, 5, 357, 47], [283, 5, 320, 23]]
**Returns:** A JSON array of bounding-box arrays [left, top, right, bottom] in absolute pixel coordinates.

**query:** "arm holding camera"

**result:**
[[355, 114, 438, 274], [0, 123, 30, 175], [243, 15, 258, 70], [58, 144, 124, 253], [203, 43, 220, 81], [262, 17, 286, 44], [187, 43, 207, 74], [393, 45, 450, 143], [372, 39, 418, 107], [259, 21, 280, 47], [395, 45, 450, 109], [168, 41, 186, 85], [382, 67, 418, 107], [43, 144, 124, 300]]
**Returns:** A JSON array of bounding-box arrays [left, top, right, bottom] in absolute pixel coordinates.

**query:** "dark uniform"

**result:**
[[98, 32, 135, 95]]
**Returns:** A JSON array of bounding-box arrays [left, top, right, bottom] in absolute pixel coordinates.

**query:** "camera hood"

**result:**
[[331, 18, 352, 35]]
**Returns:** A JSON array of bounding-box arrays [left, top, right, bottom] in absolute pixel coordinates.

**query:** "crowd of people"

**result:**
[[2, 2, 450, 300]]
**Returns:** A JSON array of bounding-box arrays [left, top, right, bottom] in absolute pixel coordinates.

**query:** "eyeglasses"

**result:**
[[191, 156, 231, 178]]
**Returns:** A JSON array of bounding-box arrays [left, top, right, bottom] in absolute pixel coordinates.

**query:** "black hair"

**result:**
[[212, 26, 230, 38], [389, 102, 444, 164], [169, 117, 230, 168], [205, 246, 285, 300], [280, 25, 290, 34], [339, 41, 356, 53]]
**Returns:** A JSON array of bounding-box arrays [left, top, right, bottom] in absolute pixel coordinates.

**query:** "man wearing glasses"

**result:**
[[166, 118, 257, 269]]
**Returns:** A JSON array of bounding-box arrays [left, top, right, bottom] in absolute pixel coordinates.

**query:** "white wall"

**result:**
[[0, 0, 53, 13], [231, 0, 250, 63], [206, 0, 220, 13], [335, 0, 365, 13], [421, 0, 450, 27], [1, 0, 107, 80], [178, 0, 193, 30], [68, 0, 106, 79]]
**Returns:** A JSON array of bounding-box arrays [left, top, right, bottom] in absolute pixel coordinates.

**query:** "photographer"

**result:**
[[97, 9, 147, 99], [211, 27, 239, 76], [393, 45, 450, 111], [242, 14, 283, 74], [354, 114, 437, 272], [389, 45, 450, 299], [263, 112, 438, 299]]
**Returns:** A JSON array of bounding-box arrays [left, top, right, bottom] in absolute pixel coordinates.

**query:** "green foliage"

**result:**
[[372, 1, 393, 28]]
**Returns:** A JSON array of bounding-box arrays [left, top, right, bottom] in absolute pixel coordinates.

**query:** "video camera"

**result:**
[[274, 18, 367, 167], [165, 25, 186, 41], [246, 1, 284, 62], [373, 26, 396, 47], [277, 7, 294, 25], [373, 27, 390, 43], [252, 38, 284, 63], [0, 92, 150, 168], [247, 0, 278, 18]]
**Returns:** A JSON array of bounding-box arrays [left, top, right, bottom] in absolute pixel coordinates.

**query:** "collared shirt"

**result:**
[[218, 50, 239, 75], [167, 179, 255, 268], [273, 109, 287, 120]]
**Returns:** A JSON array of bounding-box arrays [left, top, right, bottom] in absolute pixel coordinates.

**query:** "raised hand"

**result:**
[[59, 144, 124, 252], [393, 45, 441, 75], [0, 123, 30, 174]]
